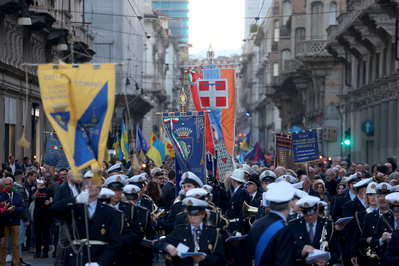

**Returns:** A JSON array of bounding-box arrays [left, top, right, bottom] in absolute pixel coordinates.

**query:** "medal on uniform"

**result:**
[[101, 228, 106, 235], [208, 244, 213, 250], [231, 204, 234, 209]]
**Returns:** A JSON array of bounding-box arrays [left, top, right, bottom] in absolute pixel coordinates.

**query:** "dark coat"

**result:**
[[288, 216, 339, 265], [165, 201, 185, 234], [54, 182, 79, 203], [249, 191, 262, 207], [226, 184, 250, 234], [384, 229, 399, 265], [308, 187, 321, 198], [50, 198, 122, 266], [161, 181, 175, 211], [371, 211, 395, 255], [153, 224, 225, 266], [331, 189, 351, 222], [0, 191, 25, 226], [13, 182, 29, 222], [342, 197, 366, 256], [248, 212, 295, 266]]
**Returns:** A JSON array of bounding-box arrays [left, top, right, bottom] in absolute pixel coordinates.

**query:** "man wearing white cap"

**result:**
[[248, 181, 295, 265], [370, 190, 399, 259], [226, 169, 251, 265], [165, 171, 203, 234], [350, 181, 378, 265], [107, 162, 123, 177], [289, 196, 339, 265], [383, 192, 399, 265], [50, 172, 122, 266], [341, 177, 372, 265]]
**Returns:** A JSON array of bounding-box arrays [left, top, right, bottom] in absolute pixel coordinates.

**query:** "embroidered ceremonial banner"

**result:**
[[187, 65, 237, 156], [215, 142, 234, 181], [162, 111, 206, 195], [291, 129, 320, 163], [44, 132, 69, 170], [38, 64, 115, 183], [275, 133, 296, 169]]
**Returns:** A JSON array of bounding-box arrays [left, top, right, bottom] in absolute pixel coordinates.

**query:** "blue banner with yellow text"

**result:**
[[38, 64, 115, 183], [291, 129, 320, 163], [162, 111, 206, 195]]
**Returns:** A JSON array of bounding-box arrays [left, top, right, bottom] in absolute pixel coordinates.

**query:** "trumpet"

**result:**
[[243, 201, 258, 226]]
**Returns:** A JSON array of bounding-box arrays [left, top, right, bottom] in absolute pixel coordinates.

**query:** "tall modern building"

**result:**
[[244, 0, 272, 38], [152, 0, 189, 42]]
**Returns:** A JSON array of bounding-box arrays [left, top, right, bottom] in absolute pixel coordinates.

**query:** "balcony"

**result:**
[[296, 40, 328, 58], [282, 59, 303, 74]]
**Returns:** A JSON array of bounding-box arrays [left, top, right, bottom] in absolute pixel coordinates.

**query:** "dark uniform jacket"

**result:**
[[165, 201, 185, 234], [288, 216, 339, 265], [226, 185, 250, 234], [384, 229, 399, 265], [371, 211, 395, 255], [50, 198, 122, 266], [307, 187, 320, 198], [248, 212, 295, 266], [153, 224, 225, 266], [342, 196, 366, 256], [249, 191, 262, 207], [111, 208, 141, 265], [161, 181, 175, 211], [331, 189, 351, 222]]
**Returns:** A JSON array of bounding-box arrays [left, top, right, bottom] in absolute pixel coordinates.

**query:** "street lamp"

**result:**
[[17, 1, 32, 26]]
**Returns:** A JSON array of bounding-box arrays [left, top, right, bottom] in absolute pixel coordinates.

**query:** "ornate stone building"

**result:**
[[326, 0, 399, 163], [0, 0, 94, 163]]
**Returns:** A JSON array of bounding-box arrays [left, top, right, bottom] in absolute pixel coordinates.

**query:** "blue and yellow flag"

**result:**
[[38, 64, 115, 184], [121, 120, 129, 160], [146, 138, 163, 167]]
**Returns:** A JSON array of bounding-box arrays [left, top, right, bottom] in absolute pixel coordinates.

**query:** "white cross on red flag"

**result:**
[[197, 79, 229, 109]]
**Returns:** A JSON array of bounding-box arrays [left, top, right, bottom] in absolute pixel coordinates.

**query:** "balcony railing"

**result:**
[[296, 40, 327, 58], [282, 59, 303, 73]]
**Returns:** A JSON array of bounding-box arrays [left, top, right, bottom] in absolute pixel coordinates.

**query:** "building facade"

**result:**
[[326, 0, 399, 164], [0, 0, 94, 163]]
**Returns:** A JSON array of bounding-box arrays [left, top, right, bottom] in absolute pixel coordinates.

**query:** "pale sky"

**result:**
[[189, 0, 245, 55]]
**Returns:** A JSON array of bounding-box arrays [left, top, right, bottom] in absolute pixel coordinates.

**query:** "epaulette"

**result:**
[[139, 205, 150, 212], [142, 194, 153, 201], [288, 217, 302, 223]]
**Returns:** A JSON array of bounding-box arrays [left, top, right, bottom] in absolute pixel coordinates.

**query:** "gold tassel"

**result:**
[[17, 64, 32, 148]]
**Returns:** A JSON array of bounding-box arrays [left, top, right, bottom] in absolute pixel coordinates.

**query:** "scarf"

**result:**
[[2, 188, 17, 193]]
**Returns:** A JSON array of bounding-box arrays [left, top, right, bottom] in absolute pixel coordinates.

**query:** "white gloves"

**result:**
[[76, 189, 89, 204], [85, 263, 99, 266], [235, 232, 242, 236]]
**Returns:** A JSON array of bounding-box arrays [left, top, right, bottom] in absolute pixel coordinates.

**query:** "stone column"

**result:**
[[380, 101, 389, 162], [374, 103, 381, 164], [388, 99, 397, 157], [367, 105, 374, 164]]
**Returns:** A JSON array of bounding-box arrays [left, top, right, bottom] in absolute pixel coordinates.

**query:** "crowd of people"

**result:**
[[1, 153, 399, 265]]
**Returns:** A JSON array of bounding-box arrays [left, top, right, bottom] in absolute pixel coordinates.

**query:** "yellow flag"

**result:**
[[146, 145, 162, 167], [132, 155, 141, 171], [164, 138, 175, 158], [150, 131, 157, 147], [38, 64, 115, 185]]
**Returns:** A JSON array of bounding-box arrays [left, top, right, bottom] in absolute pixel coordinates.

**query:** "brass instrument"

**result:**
[[220, 215, 230, 230], [365, 246, 380, 260], [319, 210, 329, 251], [243, 201, 258, 226]]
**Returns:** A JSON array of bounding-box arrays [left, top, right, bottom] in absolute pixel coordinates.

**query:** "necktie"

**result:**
[[193, 226, 200, 244], [309, 223, 314, 243]]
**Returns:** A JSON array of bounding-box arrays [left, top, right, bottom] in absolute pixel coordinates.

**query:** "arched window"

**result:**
[[329, 2, 337, 25], [282, 1, 292, 25], [273, 63, 279, 77], [311, 2, 324, 40]]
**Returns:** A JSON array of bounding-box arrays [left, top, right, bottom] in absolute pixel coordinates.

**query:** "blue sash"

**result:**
[[255, 220, 284, 266]]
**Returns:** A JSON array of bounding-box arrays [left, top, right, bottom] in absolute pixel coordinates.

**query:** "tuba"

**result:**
[[242, 201, 258, 226]]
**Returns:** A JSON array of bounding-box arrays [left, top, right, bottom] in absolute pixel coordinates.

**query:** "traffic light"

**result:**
[[343, 128, 351, 146]]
